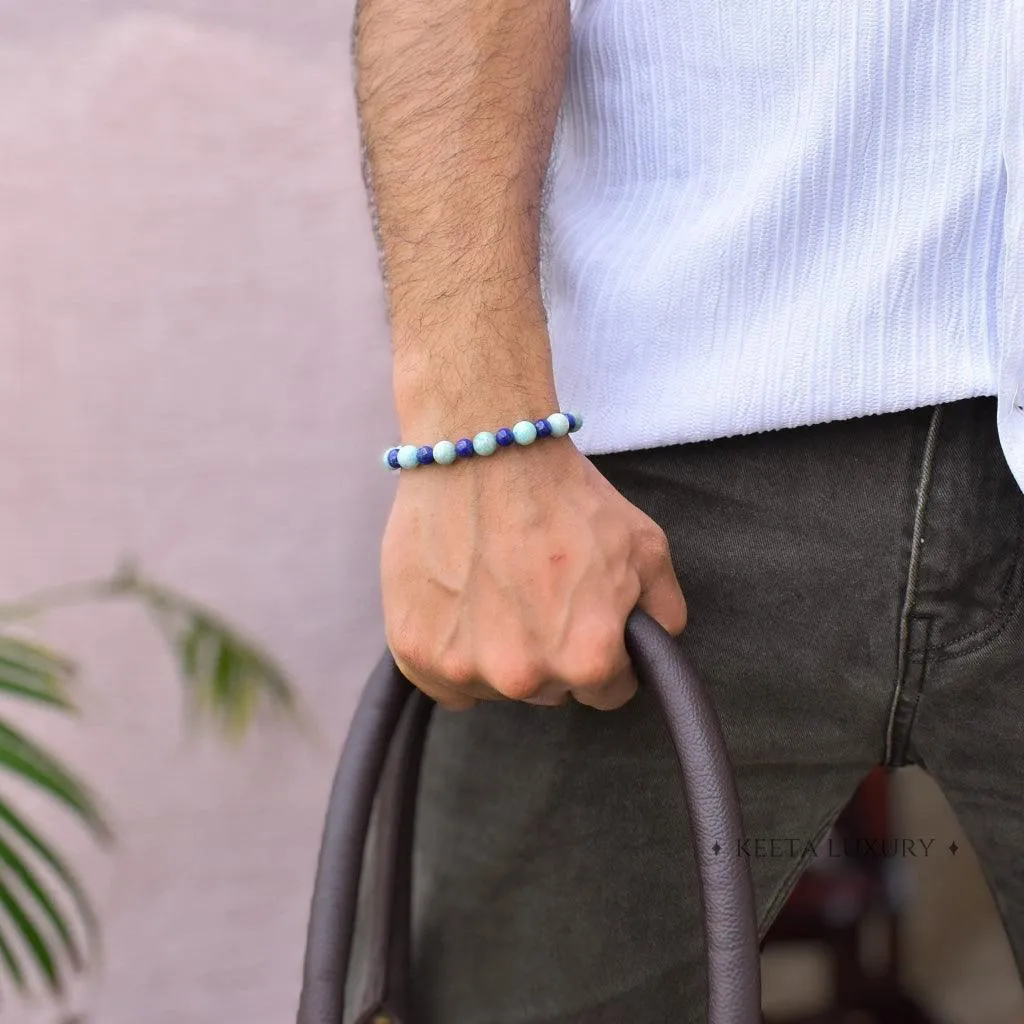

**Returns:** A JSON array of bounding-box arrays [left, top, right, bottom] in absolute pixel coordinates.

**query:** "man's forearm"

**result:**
[[353, 0, 570, 436]]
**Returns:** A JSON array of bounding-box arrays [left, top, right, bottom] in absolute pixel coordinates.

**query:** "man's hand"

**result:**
[[355, 0, 686, 709], [381, 437, 688, 711]]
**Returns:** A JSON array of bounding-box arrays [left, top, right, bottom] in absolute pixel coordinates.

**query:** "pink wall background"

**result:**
[[2, 6, 395, 1021]]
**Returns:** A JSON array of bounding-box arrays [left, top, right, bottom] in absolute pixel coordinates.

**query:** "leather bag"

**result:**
[[296, 607, 762, 1023]]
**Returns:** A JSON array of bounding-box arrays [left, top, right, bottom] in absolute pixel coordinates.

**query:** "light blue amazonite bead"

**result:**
[[432, 440, 457, 465], [547, 413, 570, 437], [512, 420, 538, 445], [472, 431, 498, 456], [397, 444, 421, 469]]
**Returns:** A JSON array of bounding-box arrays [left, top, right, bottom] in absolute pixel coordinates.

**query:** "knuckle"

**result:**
[[386, 627, 429, 673], [567, 660, 618, 691], [563, 627, 626, 689], [487, 660, 546, 702], [387, 628, 452, 680], [637, 524, 672, 561], [436, 652, 477, 689]]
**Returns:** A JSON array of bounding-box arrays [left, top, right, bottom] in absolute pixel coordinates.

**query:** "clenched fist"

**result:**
[[381, 436, 687, 711]]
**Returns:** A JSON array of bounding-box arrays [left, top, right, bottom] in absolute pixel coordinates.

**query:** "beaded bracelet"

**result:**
[[382, 410, 583, 471]]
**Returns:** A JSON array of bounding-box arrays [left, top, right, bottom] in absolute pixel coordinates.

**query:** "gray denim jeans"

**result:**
[[409, 396, 1024, 1023]]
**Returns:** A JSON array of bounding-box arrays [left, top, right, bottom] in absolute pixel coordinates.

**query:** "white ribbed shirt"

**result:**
[[541, 0, 1024, 494]]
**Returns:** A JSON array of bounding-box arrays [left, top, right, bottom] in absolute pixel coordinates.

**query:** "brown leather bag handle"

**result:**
[[296, 607, 762, 1024]]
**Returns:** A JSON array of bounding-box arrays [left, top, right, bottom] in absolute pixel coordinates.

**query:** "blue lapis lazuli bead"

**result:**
[[454, 438, 475, 458], [416, 445, 434, 465], [565, 413, 577, 431], [534, 418, 552, 438], [386, 448, 400, 469], [495, 427, 515, 447]]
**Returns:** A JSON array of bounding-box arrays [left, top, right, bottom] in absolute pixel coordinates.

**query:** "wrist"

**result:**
[[393, 389, 562, 448], [391, 322, 558, 441]]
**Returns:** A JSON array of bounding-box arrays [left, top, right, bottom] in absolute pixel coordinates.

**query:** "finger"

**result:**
[[524, 684, 572, 708], [391, 654, 478, 711], [432, 675, 509, 703], [414, 678, 478, 711], [570, 666, 639, 711], [419, 670, 506, 705], [464, 684, 511, 702], [633, 532, 688, 636]]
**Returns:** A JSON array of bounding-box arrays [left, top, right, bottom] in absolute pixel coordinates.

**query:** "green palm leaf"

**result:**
[[0, 872, 60, 993], [0, 796, 100, 998], [0, 923, 27, 1000], [0, 835, 84, 970], [0, 562, 297, 1003], [0, 729, 106, 997], [0, 723, 109, 841], [138, 582, 295, 739], [0, 797, 99, 945], [0, 638, 75, 712]]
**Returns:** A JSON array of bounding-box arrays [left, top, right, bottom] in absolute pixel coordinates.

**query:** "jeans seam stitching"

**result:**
[[757, 796, 854, 942], [929, 566, 1024, 661], [926, 503, 1024, 660], [891, 618, 932, 765], [883, 405, 943, 766]]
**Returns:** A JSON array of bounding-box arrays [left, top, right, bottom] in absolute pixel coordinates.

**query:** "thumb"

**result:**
[[633, 535, 688, 636]]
